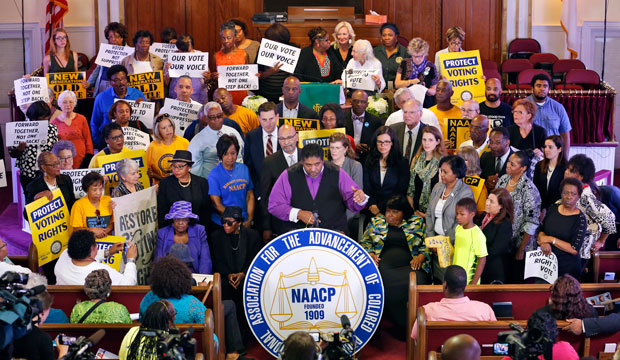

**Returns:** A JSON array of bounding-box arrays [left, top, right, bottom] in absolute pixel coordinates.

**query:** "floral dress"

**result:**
[[497, 174, 541, 251]]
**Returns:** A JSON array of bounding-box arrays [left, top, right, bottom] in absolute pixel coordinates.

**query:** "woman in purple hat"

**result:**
[[154, 200, 211, 274]]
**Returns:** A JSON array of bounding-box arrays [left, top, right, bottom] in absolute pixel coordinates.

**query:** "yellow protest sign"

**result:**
[[446, 118, 471, 149], [46, 72, 87, 99], [425, 235, 453, 268], [96, 236, 125, 271], [463, 176, 486, 204], [127, 70, 164, 100], [25, 189, 72, 266], [96, 149, 150, 195], [298, 128, 345, 159], [278, 118, 321, 132], [439, 50, 485, 106]]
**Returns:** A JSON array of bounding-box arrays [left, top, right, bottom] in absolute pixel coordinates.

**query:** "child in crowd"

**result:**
[[453, 197, 487, 284]]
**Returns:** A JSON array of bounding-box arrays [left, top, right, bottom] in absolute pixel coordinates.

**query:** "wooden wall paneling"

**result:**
[[158, 1, 188, 42], [364, 0, 391, 23]]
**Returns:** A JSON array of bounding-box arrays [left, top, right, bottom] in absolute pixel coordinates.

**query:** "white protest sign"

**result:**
[[408, 84, 428, 104], [95, 43, 135, 67], [0, 161, 7, 188], [122, 127, 151, 151], [13, 77, 50, 107], [168, 52, 209, 78], [113, 99, 156, 129], [150, 42, 178, 60], [343, 69, 379, 91], [524, 250, 558, 284], [61, 168, 105, 199], [6, 121, 49, 146], [217, 64, 259, 91], [256, 39, 300, 74], [160, 98, 202, 136]]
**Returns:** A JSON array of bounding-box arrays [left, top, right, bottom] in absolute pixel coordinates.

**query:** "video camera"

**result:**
[[313, 315, 356, 360], [142, 327, 197, 360], [496, 323, 553, 360], [0, 271, 45, 351]]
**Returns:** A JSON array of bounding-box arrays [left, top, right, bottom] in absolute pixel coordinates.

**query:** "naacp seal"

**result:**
[[244, 228, 384, 357]]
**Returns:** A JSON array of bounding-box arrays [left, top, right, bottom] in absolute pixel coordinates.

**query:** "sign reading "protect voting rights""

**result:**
[[439, 50, 485, 106]]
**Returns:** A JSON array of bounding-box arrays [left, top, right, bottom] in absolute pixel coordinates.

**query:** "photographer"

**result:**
[[280, 331, 320, 360], [119, 300, 175, 359]]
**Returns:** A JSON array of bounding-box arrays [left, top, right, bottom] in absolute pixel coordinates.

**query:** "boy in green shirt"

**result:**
[[453, 198, 487, 284]]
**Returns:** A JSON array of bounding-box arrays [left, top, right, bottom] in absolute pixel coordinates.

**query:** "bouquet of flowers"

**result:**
[[242, 95, 268, 113], [366, 95, 389, 118]]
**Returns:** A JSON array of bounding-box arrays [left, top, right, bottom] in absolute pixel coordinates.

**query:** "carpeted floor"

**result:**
[[0, 203, 31, 256]]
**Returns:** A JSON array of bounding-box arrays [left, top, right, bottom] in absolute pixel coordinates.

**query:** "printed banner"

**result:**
[[160, 98, 202, 136], [96, 235, 126, 272], [524, 250, 558, 284], [298, 128, 345, 159], [113, 99, 156, 129], [13, 77, 50, 107], [256, 38, 301, 74], [217, 65, 259, 91], [122, 127, 150, 151], [462, 176, 486, 204], [6, 120, 49, 146], [0, 161, 6, 188], [168, 52, 209, 78], [94, 43, 134, 67], [425, 235, 454, 268], [278, 118, 321, 132], [127, 71, 164, 100], [445, 118, 471, 149], [25, 189, 72, 266], [95, 149, 150, 195], [61, 168, 105, 199], [298, 83, 341, 114], [113, 187, 158, 285], [150, 42, 178, 60], [46, 72, 87, 99], [439, 50, 485, 106], [244, 228, 384, 357], [343, 69, 378, 91]]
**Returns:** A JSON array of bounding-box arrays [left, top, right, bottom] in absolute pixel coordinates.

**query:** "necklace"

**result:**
[[508, 176, 520, 188], [441, 186, 452, 200], [178, 176, 191, 188], [230, 234, 240, 251]]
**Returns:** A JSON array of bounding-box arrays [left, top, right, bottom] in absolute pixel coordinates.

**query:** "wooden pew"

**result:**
[[428, 351, 503, 360], [593, 251, 620, 283], [47, 273, 225, 360], [41, 308, 216, 360], [406, 272, 620, 359]]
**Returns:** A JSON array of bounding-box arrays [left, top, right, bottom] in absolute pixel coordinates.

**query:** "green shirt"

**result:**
[[453, 225, 488, 284], [373, 44, 410, 84], [70, 300, 132, 324]]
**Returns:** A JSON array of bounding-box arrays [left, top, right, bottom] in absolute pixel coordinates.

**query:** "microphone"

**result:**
[[0, 271, 29, 284], [340, 315, 354, 338], [24, 285, 46, 297], [75, 329, 106, 356]]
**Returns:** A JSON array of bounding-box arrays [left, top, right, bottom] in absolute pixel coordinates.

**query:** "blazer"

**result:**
[[480, 148, 515, 179], [583, 312, 620, 337], [155, 224, 211, 274], [294, 46, 343, 83], [25, 174, 76, 216], [157, 173, 211, 229], [363, 157, 409, 213], [480, 217, 513, 284], [533, 162, 566, 211], [243, 126, 280, 197], [344, 110, 383, 147], [425, 180, 474, 242], [260, 149, 302, 231], [276, 102, 319, 119], [389, 122, 426, 166]]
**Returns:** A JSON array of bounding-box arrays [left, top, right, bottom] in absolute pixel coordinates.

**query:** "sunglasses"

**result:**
[[223, 220, 238, 226], [155, 113, 170, 123]]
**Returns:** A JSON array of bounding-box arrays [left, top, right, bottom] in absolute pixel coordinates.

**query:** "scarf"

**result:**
[[408, 57, 428, 80], [409, 154, 439, 212], [480, 213, 495, 230]]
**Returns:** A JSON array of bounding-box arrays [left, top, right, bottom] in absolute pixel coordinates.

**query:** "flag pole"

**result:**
[[601, 0, 608, 81]]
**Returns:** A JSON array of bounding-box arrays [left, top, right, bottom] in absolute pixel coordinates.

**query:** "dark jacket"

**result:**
[[344, 110, 383, 147], [363, 157, 409, 213], [389, 122, 426, 166], [294, 46, 343, 83], [243, 126, 281, 197], [261, 149, 301, 232], [276, 102, 319, 119], [24, 174, 76, 219], [480, 217, 513, 284], [480, 148, 515, 180], [533, 162, 566, 211], [157, 173, 211, 229], [583, 313, 620, 337]]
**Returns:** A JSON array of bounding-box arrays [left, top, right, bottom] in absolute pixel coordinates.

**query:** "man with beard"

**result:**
[[459, 115, 490, 155], [480, 127, 514, 190], [479, 78, 513, 129], [526, 73, 571, 158]]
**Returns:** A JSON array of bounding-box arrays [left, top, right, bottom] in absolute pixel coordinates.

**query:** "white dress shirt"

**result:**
[[262, 128, 278, 157], [282, 103, 300, 119]]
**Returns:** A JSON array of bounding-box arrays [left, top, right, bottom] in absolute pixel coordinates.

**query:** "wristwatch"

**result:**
[[127, 258, 136, 263], [552, 238, 557, 246]]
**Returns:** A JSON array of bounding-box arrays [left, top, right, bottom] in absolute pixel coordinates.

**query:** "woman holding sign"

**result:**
[[214, 21, 250, 106], [70, 172, 114, 238], [537, 178, 587, 279], [121, 30, 164, 75], [434, 26, 466, 77], [395, 38, 438, 97], [108, 100, 151, 136], [43, 28, 79, 75], [340, 39, 386, 94], [295, 27, 344, 83], [146, 113, 189, 184], [111, 158, 145, 197], [83, 22, 129, 96], [51, 90, 93, 168]]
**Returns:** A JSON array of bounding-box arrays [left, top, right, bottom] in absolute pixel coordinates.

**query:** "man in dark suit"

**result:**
[[260, 123, 301, 242], [563, 313, 620, 337], [480, 127, 514, 190], [345, 90, 382, 164], [389, 99, 425, 166], [243, 101, 280, 198], [277, 76, 318, 119]]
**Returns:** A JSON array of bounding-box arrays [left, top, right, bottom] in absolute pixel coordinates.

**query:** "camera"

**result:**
[[141, 327, 197, 360], [320, 315, 356, 360], [497, 323, 553, 360]]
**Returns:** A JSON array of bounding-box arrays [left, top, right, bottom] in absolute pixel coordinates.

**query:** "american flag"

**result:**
[[44, 0, 69, 55]]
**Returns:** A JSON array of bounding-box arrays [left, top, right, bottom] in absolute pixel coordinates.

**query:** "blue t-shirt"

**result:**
[[139, 291, 206, 324], [44, 308, 69, 323], [208, 162, 253, 225], [91, 86, 146, 147]]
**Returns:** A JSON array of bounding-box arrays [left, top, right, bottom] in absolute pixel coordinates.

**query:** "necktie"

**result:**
[[288, 155, 294, 167], [405, 130, 413, 162], [495, 157, 502, 174], [266, 134, 273, 156]]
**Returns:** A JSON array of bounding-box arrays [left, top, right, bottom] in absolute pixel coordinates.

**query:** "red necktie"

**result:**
[[266, 134, 273, 156]]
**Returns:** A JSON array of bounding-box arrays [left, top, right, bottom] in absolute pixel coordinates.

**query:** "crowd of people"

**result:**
[[3, 18, 620, 360]]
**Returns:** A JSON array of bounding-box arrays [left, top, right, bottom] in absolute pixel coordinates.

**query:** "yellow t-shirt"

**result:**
[[145, 136, 189, 184], [429, 105, 462, 140], [88, 147, 131, 168], [70, 195, 113, 229], [228, 105, 260, 135], [453, 224, 488, 284]]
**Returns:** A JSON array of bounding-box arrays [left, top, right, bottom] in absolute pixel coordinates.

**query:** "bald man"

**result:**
[[459, 115, 490, 154], [479, 78, 514, 128], [214, 88, 260, 135], [441, 334, 481, 360], [429, 79, 461, 133], [277, 76, 318, 119]]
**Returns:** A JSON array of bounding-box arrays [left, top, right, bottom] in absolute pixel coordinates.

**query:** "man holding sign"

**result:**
[[91, 65, 146, 149]]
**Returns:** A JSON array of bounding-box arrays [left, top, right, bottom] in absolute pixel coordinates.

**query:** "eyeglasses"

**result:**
[[377, 140, 392, 146], [449, 40, 463, 46], [55, 36, 68, 40], [110, 77, 127, 84], [207, 113, 224, 120], [59, 156, 73, 161], [155, 114, 170, 123], [171, 164, 188, 170], [223, 220, 238, 226], [109, 134, 124, 142], [512, 110, 527, 115], [44, 162, 60, 167]]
